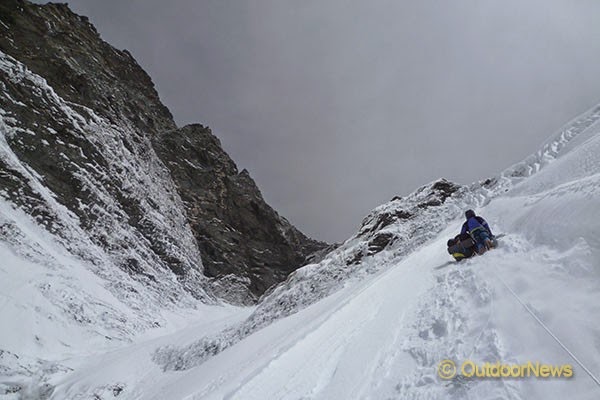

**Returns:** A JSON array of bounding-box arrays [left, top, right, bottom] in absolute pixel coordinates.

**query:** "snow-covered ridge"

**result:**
[[484, 102, 600, 194]]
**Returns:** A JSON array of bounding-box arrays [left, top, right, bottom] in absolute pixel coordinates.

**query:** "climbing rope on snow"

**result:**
[[490, 268, 600, 389]]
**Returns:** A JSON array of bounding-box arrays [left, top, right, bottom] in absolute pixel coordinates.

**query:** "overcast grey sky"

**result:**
[[48, 0, 600, 242]]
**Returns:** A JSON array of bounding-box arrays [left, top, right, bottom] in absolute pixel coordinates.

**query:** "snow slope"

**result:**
[[47, 104, 600, 399], [0, 194, 249, 399]]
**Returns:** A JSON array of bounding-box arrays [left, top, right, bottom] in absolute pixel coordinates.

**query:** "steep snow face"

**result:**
[[499, 116, 600, 252], [0, 52, 206, 285], [52, 103, 600, 399]]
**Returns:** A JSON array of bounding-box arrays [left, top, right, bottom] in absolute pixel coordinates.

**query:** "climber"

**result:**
[[460, 209, 494, 254]]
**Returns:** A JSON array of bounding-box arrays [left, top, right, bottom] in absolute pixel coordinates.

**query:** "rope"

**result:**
[[491, 268, 600, 388]]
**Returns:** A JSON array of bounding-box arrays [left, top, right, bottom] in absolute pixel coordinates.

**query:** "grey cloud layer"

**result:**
[[44, 0, 600, 241]]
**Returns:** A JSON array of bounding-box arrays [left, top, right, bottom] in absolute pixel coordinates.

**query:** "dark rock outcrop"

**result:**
[[0, 0, 325, 302], [152, 124, 326, 299]]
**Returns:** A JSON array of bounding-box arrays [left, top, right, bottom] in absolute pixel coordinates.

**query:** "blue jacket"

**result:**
[[461, 216, 492, 236]]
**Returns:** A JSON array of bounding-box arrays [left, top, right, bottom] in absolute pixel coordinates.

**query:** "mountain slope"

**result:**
[[2, 1, 600, 399], [51, 104, 600, 399]]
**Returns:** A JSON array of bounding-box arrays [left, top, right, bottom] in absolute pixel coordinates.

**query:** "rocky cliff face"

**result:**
[[0, 0, 325, 304], [152, 124, 325, 301]]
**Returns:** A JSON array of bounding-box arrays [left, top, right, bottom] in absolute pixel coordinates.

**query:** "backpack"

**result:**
[[447, 235, 476, 261]]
